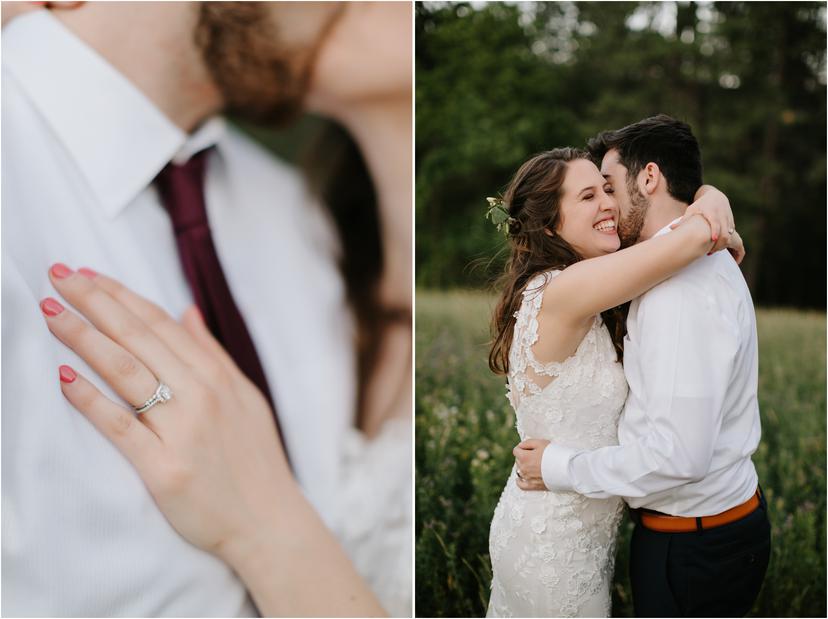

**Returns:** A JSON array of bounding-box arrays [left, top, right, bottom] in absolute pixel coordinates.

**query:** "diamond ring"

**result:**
[[134, 381, 173, 414]]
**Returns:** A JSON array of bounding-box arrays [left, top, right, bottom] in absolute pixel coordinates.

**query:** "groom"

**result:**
[[2, 3, 353, 616], [514, 115, 770, 616]]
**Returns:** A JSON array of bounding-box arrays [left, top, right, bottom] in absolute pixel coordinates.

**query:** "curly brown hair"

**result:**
[[489, 148, 627, 375]]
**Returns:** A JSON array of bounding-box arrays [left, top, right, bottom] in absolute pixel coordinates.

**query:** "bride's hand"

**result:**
[[40, 264, 297, 567], [670, 185, 738, 254], [670, 186, 745, 264], [725, 229, 745, 264]]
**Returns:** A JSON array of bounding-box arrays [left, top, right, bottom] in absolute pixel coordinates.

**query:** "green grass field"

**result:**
[[415, 290, 826, 617]]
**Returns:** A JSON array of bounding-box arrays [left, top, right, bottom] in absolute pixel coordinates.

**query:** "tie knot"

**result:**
[[155, 149, 211, 233]]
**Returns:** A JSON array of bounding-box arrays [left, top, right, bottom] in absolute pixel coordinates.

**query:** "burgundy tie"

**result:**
[[155, 149, 290, 463]]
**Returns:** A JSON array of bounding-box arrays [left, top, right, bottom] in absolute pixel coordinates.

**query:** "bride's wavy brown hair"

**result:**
[[488, 148, 627, 375], [303, 121, 409, 428]]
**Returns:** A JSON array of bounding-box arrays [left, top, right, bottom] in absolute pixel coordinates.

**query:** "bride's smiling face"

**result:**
[[554, 159, 621, 259]]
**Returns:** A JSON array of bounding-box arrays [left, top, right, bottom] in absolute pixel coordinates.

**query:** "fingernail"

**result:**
[[50, 263, 73, 279], [59, 365, 77, 383], [40, 297, 65, 316], [78, 267, 97, 279], [712, 234, 718, 242]]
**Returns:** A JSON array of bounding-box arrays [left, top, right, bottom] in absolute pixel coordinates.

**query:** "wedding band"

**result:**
[[728, 228, 735, 235], [516, 469, 523, 480], [134, 381, 173, 414]]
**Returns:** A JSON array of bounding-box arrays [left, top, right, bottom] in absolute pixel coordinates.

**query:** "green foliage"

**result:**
[[415, 291, 826, 617], [416, 1, 826, 308], [484, 197, 514, 236]]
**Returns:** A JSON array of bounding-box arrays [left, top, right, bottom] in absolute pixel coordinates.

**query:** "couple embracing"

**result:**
[[486, 115, 771, 617]]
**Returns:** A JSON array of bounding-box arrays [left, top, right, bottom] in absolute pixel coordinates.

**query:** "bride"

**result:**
[[34, 2, 411, 617], [485, 148, 742, 617]]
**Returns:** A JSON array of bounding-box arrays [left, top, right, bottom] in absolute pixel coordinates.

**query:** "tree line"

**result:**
[[416, 1, 826, 309]]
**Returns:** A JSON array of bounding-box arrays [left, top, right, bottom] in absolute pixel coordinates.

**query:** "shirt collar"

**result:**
[[653, 217, 683, 238], [2, 10, 226, 218]]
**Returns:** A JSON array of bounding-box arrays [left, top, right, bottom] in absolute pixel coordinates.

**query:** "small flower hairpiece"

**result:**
[[486, 196, 517, 236]]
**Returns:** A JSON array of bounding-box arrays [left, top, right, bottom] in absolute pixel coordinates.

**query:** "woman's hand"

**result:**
[[671, 185, 744, 262], [725, 229, 745, 264], [687, 185, 735, 250], [42, 264, 387, 616], [41, 264, 297, 565]]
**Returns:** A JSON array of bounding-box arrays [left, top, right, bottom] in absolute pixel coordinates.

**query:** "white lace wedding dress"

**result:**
[[487, 270, 628, 618], [330, 417, 412, 618]]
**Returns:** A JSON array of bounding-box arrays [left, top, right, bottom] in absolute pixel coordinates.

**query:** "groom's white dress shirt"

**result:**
[[2, 11, 355, 616], [542, 222, 761, 517]]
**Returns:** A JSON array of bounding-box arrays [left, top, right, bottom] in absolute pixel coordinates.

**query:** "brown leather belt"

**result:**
[[638, 489, 761, 533]]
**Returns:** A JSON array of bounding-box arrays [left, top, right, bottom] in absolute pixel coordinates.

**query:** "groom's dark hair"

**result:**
[[587, 114, 703, 204]]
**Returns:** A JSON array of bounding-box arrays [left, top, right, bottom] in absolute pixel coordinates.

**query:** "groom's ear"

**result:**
[[640, 162, 662, 196]]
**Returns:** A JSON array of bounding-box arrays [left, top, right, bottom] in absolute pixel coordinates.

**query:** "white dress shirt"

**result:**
[[2, 11, 355, 616], [542, 222, 761, 517]]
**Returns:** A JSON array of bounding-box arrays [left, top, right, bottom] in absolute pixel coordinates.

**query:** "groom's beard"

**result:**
[[618, 180, 650, 248], [195, 2, 311, 126]]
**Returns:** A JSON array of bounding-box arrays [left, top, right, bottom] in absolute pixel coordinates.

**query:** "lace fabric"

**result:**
[[330, 417, 412, 618], [487, 270, 629, 617]]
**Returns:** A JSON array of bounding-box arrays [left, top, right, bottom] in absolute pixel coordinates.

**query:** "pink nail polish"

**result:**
[[59, 365, 77, 383], [78, 267, 97, 279], [51, 263, 73, 279], [40, 297, 64, 316]]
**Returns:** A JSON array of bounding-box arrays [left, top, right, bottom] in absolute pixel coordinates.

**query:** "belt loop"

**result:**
[[695, 516, 704, 533]]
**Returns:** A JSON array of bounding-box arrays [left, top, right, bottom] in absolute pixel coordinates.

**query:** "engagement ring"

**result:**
[[134, 381, 173, 414]]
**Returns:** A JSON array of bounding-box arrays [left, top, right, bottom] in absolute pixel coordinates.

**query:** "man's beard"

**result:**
[[617, 179, 650, 248], [195, 2, 310, 126]]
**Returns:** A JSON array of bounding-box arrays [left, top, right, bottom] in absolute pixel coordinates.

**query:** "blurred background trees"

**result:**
[[416, 1, 826, 308]]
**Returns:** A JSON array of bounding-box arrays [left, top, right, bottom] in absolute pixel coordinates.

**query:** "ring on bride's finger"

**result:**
[[516, 469, 523, 480], [728, 228, 735, 235], [134, 381, 173, 414]]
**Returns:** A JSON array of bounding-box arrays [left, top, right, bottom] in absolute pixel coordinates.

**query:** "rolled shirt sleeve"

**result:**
[[541, 275, 740, 499]]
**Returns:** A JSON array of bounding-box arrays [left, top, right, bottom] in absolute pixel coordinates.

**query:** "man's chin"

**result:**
[[617, 222, 644, 248], [196, 2, 311, 127]]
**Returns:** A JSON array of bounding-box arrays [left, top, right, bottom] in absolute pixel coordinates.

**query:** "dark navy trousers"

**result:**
[[629, 490, 771, 617]]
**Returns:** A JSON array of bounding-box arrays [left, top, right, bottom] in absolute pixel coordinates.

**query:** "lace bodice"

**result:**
[[487, 270, 629, 617], [330, 417, 412, 618], [506, 270, 627, 448]]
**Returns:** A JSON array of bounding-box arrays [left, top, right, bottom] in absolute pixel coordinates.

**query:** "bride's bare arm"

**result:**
[[40, 266, 386, 617], [545, 186, 741, 327], [221, 499, 386, 617]]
